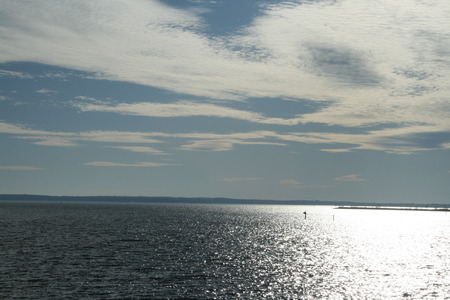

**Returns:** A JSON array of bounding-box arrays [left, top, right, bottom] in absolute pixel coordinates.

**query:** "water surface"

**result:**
[[1, 202, 449, 299]]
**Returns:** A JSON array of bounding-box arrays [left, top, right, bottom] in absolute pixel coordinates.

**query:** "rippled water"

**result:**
[[1, 202, 449, 299]]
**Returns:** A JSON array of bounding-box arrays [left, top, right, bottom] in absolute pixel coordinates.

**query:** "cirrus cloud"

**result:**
[[0, 166, 43, 171], [0, 0, 449, 156], [76, 100, 303, 125], [221, 177, 263, 182], [82, 161, 179, 167], [334, 174, 366, 182]]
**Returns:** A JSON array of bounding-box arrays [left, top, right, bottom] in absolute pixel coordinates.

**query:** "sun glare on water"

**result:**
[[330, 208, 450, 298]]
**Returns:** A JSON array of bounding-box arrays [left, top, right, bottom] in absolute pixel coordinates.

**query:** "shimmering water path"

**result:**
[[1, 202, 449, 299]]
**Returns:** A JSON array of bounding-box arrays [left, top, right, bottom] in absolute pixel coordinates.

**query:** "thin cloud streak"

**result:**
[[108, 146, 167, 155], [335, 174, 366, 182], [2, 121, 450, 154], [77, 101, 303, 125], [0, 166, 43, 171], [82, 161, 179, 167], [76, 100, 450, 153], [35, 88, 56, 95], [280, 179, 302, 186], [221, 178, 263, 182], [279, 179, 331, 190]]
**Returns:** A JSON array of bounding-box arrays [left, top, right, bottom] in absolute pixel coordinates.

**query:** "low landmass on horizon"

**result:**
[[1, 194, 449, 209]]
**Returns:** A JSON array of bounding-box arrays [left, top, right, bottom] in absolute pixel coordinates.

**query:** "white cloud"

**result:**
[[280, 179, 302, 185], [0, 166, 43, 171], [77, 101, 302, 125], [35, 88, 57, 94], [280, 178, 333, 190], [0, 121, 163, 146], [2, 121, 450, 154], [179, 139, 286, 152], [0, 69, 33, 79], [1, 0, 448, 147], [31, 138, 79, 147], [82, 161, 179, 167], [279, 179, 333, 189], [179, 139, 235, 152], [1, 0, 450, 139], [221, 177, 263, 182], [335, 174, 366, 182], [109, 146, 166, 155], [78, 131, 162, 144], [320, 148, 353, 153]]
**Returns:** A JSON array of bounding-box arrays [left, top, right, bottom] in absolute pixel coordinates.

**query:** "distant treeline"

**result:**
[[0, 194, 336, 205], [0, 194, 449, 208]]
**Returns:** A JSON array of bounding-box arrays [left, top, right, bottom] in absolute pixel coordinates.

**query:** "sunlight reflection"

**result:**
[[331, 208, 450, 298]]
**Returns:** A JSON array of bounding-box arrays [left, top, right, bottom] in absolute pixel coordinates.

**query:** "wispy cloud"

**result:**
[[179, 139, 286, 152], [221, 177, 263, 182], [0, 121, 163, 147], [280, 179, 301, 185], [2, 121, 450, 154], [82, 161, 179, 167], [0, 69, 33, 79], [334, 174, 366, 182], [77, 101, 302, 125], [280, 179, 302, 187], [280, 179, 333, 190], [108, 146, 167, 155], [0, 166, 43, 171], [35, 88, 57, 95], [1, 0, 449, 148], [320, 148, 353, 153]]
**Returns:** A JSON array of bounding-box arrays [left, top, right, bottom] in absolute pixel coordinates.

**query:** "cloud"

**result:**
[[78, 131, 162, 144], [221, 177, 263, 182], [1, 0, 450, 142], [3, 120, 450, 154], [0, 121, 286, 152], [320, 148, 353, 153], [109, 146, 167, 155], [35, 88, 57, 94], [0, 166, 43, 171], [0, 69, 33, 79], [280, 179, 302, 186], [82, 161, 179, 167], [179, 139, 235, 152], [0, 121, 164, 146], [280, 179, 333, 190], [76, 101, 303, 125], [334, 174, 366, 182], [178, 138, 286, 152]]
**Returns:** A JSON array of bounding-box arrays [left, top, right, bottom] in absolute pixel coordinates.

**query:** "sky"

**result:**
[[1, 0, 450, 204]]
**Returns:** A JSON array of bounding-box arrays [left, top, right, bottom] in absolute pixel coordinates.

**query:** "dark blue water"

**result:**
[[1, 202, 449, 299]]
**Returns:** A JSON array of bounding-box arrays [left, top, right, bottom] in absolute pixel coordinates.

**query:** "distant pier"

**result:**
[[335, 206, 450, 212]]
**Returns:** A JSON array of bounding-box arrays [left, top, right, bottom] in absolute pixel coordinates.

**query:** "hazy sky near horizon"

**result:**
[[1, 0, 450, 204]]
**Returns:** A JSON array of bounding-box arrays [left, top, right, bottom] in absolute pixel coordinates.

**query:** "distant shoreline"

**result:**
[[0, 194, 449, 209], [335, 206, 450, 212]]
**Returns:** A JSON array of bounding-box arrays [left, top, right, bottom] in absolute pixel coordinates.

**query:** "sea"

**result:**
[[1, 201, 449, 299]]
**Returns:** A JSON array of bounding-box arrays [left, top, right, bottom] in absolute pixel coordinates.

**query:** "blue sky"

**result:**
[[1, 0, 450, 204]]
